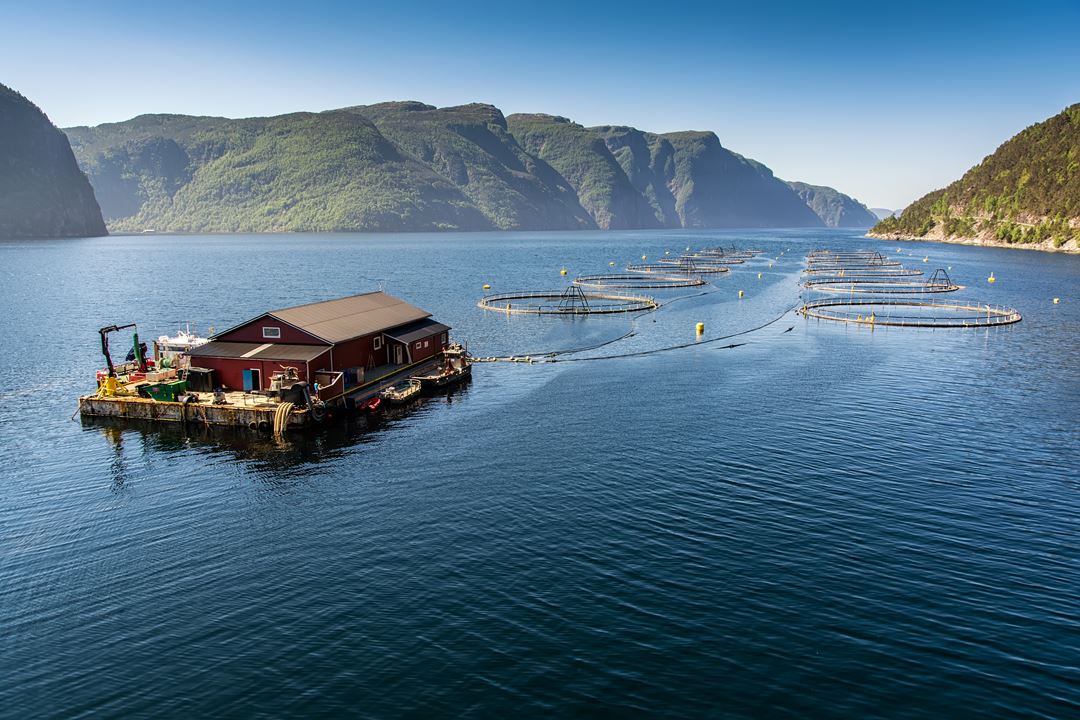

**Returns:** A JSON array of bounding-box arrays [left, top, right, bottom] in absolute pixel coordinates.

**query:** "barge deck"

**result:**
[[79, 354, 453, 432]]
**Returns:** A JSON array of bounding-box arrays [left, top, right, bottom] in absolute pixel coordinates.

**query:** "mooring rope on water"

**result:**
[[544, 305, 796, 363]]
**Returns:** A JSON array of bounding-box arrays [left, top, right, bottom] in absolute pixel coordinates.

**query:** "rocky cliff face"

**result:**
[[0, 83, 106, 238]]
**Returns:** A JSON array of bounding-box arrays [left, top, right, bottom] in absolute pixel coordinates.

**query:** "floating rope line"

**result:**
[[573, 273, 707, 289], [478, 285, 657, 315], [799, 298, 1022, 328], [545, 305, 796, 362]]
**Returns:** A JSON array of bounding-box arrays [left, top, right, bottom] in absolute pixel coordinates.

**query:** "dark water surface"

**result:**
[[1, 229, 1078, 719]]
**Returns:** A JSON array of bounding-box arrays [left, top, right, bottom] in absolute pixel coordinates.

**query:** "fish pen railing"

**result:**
[[803, 268, 960, 294], [799, 298, 1022, 328], [627, 262, 729, 275], [478, 288, 658, 315], [573, 274, 707, 289]]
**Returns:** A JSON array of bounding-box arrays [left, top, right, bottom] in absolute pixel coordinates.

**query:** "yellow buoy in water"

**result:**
[[560, 268, 568, 276], [988, 272, 996, 284], [1053, 297, 1060, 304], [757, 272, 762, 279], [482, 283, 491, 290], [609, 261, 615, 266], [642, 254, 647, 260], [738, 290, 744, 298], [696, 322, 704, 335], [665, 250, 670, 255], [923, 256, 929, 262]]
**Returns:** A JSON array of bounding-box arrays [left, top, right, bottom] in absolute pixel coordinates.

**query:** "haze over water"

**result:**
[[1, 229, 1078, 718]]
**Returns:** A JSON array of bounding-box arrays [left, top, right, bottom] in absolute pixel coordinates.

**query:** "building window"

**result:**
[[415, 341, 422, 350], [441, 333, 448, 344], [373, 336, 383, 351], [423, 340, 430, 348], [262, 326, 281, 339]]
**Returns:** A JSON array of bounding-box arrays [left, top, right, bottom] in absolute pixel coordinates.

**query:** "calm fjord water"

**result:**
[[1, 229, 1078, 719]]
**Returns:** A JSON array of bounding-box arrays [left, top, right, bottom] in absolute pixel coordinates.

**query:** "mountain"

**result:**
[[64, 102, 837, 233], [347, 103, 593, 230], [870, 207, 896, 220], [591, 125, 823, 229], [786, 181, 878, 228], [869, 103, 1080, 252], [0, 83, 106, 238]]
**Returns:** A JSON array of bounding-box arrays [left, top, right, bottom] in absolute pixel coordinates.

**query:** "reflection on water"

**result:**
[[81, 379, 475, 474], [2, 229, 1078, 719]]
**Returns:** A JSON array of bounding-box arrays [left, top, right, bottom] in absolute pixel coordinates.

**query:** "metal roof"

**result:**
[[384, 318, 451, 345], [188, 341, 331, 362], [267, 291, 432, 343]]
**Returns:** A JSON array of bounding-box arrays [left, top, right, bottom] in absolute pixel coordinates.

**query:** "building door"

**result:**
[[393, 344, 403, 365], [244, 367, 262, 392]]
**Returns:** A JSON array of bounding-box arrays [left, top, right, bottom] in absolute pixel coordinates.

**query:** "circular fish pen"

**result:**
[[670, 254, 746, 266], [804, 269, 961, 294], [478, 285, 658, 315], [806, 260, 903, 272], [807, 250, 890, 261], [627, 262, 730, 276], [799, 298, 1022, 328], [692, 247, 756, 260], [573, 273, 707, 289], [804, 267, 925, 278]]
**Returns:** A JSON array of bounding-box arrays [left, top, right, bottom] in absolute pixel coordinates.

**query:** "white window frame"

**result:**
[[423, 340, 430, 348], [415, 341, 422, 350], [373, 335, 383, 351], [441, 333, 448, 344], [262, 326, 281, 339]]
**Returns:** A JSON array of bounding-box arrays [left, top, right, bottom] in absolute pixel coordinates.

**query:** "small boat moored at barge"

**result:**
[[379, 379, 422, 406], [411, 347, 472, 390]]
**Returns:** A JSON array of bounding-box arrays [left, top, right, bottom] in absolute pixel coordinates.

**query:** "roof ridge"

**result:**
[[268, 289, 389, 315]]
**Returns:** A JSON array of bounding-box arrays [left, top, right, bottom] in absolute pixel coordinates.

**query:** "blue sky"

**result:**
[[3, 0, 1078, 209]]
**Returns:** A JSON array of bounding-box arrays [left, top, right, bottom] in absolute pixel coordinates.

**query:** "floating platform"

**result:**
[[78, 354, 454, 433], [78, 390, 313, 432]]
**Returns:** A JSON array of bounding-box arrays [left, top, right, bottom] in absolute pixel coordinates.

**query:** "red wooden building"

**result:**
[[187, 292, 450, 391]]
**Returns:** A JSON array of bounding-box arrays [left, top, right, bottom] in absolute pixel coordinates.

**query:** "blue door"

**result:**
[[243, 368, 259, 392]]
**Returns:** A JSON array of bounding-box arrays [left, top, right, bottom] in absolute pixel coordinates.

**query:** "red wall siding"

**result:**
[[217, 315, 325, 345], [192, 349, 330, 391], [330, 334, 387, 371]]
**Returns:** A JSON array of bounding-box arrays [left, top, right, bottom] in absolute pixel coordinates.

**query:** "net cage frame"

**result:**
[[695, 245, 763, 258], [799, 298, 1022, 328], [627, 261, 730, 276], [803, 269, 962, 294], [478, 285, 658, 315], [664, 254, 746, 266], [573, 273, 708, 289], [803, 266, 924, 278]]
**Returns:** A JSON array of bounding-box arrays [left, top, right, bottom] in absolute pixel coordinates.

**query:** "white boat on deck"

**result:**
[[155, 324, 209, 367]]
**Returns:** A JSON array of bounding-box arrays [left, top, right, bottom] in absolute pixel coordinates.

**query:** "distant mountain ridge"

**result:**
[[62, 100, 866, 233], [0, 83, 106, 238], [869, 103, 1080, 252], [786, 181, 877, 228]]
